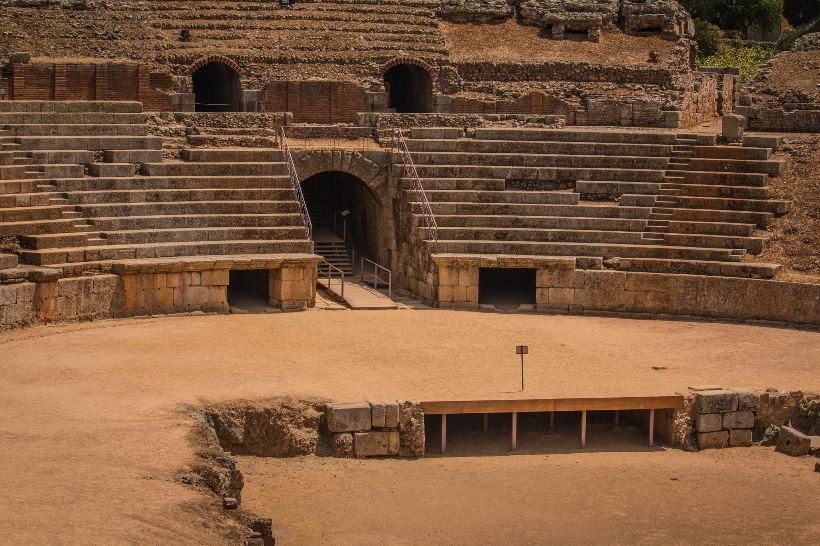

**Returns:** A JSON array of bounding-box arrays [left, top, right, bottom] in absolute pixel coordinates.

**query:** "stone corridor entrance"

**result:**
[[192, 61, 242, 112], [384, 63, 433, 113]]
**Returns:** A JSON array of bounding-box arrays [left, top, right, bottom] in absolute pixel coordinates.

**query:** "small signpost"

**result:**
[[516, 345, 528, 391]]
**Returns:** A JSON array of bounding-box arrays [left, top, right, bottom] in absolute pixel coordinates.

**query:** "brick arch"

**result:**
[[186, 55, 243, 76], [381, 57, 437, 84], [293, 150, 387, 203]]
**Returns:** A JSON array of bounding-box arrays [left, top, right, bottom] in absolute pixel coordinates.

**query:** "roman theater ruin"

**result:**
[[0, 0, 818, 544]]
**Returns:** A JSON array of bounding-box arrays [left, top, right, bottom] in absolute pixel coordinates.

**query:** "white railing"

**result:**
[[391, 128, 438, 250], [318, 259, 345, 300], [361, 257, 392, 298], [279, 126, 312, 240]]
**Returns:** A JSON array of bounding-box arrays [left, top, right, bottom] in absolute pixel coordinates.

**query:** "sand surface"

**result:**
[[1, 310, 818, 543]]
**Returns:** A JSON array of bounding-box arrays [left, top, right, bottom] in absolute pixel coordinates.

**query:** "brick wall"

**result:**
[[261, 81, 367, 123], [2, 62, 174, 110]]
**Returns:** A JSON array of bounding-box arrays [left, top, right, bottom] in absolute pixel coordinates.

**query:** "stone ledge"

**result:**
[[110, 253, 322, 275], [431, 253, 576, 269]]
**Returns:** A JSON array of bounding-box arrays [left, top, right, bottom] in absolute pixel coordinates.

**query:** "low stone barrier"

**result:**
[[692, 388, 758, 449], [327, 401, 425, 458]]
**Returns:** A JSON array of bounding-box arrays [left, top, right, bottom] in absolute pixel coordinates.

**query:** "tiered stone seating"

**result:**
[[0, 101, 312, 275], [402, 127, 788, 279]]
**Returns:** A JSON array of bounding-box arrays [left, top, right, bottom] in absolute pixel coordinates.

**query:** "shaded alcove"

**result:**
[[192, 61, 242, 112], [301, 171, 381, 261], [383, 63, 433, 113], [227, 269, 270, 308], [478, 267, 536, 309]]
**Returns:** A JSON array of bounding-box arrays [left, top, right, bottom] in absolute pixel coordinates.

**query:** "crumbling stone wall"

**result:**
[[326, 401, 425, 458], [679, 70, 737, 128]]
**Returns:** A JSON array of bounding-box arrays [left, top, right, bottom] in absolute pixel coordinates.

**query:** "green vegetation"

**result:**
[[682, 0, 784, 33], [777, 13, 820, 50], [698, 39, 778, 82], [694, 19, 723, 56]]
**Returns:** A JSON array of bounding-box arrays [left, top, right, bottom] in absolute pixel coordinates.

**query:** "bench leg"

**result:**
[[581, 410, 587, 449], [648, 409, 654, 448], [511, 412, 517, 451], [441, 414, 447, 454]]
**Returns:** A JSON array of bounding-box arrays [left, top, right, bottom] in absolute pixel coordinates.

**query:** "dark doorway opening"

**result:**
[[227, 269, 269, 309], [301, 171, 380, 262], [383, 63, 433, 113], [478, 267, 536, 309], [192, 61, 241, 112]]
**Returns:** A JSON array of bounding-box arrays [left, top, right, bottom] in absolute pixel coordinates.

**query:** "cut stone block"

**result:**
[[731, 388, 761, 411], [776, 426, 811, 457], [694, 390, 738, 414], [0, 254, 18, 269], [369, 401, 386, 428], [695, 413, 723, 433], [722, 114, 744, 141], [353, 431, 400, 457], [729, 429, 753, 447], [697, 431, 729, 449], [384, 402, 400, 428], [330, 433, 353, 458], [326, 403, 371, 433], [722, 411, 755, 430]]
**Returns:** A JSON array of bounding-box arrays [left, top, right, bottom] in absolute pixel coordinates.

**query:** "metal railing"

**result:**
[[391, 128, 438, 250], [279, 126, 312, 240], [318, 259, 345, 300], [361, 257, 392, 298]]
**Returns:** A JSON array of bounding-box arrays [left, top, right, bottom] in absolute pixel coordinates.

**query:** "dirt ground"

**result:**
[[441, 21, 676, 65], [1, 310, 818, 544], [757, 134, 820, 280]]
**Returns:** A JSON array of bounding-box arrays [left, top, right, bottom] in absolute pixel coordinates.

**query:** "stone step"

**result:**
[[0, 192, 52, 208], [671, 195, 788, 215], [0, 165, 42, 180], [180, 148, 285, 162], [472, 128, 679, 145], [432, 213, 648, 231], [430, 240, 741, 262], [88, 163, 140, 177], [72, 200, 301, 217], [667, 207, 773, 227], [14, 136, 162, 151], [0, 205, 65, 223], [23, 150, 94, 165], [42, 175, 292, 192], [743, 135, 782, 150], [186, 135, 278, 148], [419, 189, 579, 205], [99, 226, 309, 245], [691, 145, 770, 161], [418, 203, 652, 219], [141, 162, 288, 176], [403, 138, 675, 157], [0, 253, 18, 269], [658, 233, 766, 254], [0, 112, 148, 125], [605, 257, 780, 279], [665, 220, 756, 237], [404, 177, 507, 191], [575, 181, 661, 198], [20, 239, 314, 266], [0, 101, 143, 113], [103, 150, 164, 163], [19, 233, 92, 250], [84, 213, 305, 231], [0, 179, 39, 195], [412, 165, 664, 183], [1, 124, 149, 137], [668, 183, 770, 200], [433, 227, 647, 245], [680, 171, 768, 187], [408, 151, 669, 170], [63, 188, 297, 204], [687, 158, 784, 176], [0, 217, 84, 237]]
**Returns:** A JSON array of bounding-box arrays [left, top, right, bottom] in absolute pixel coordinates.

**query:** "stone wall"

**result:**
[[679, 70, 737, 128], [692, 389, 758, 449], [0, 61, 175, 111], [326, 401, 425, 458], [261, 80, 368, 124], [430, 259, 820, 325]]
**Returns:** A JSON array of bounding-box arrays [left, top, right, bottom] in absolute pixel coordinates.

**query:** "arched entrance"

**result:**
[[192, 61, 241, 112], [384, 63, 433, 113], [301, 171, 381, 270]]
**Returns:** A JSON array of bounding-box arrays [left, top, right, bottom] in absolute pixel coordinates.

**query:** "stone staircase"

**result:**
[[401, 127, 788, 279], [0, 101, 312, 275]]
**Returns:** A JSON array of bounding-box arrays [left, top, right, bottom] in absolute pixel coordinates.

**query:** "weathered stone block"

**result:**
[[384, 402, 399, 428], [200, 269, 229, 286], [722, 411, 754, 430], [776, 426, 811, 457], [353, 431, 399, 457], [731, 388, 761, 412], [326, 403, 371, 433], [330, 433, 353, 458], [694, 390, 737, 414], [399, 400, 425, 458], [695, 413, 722, 433], [697, 431, 729, 449], [729, 429, 753, 447], [369, 401, 386, 428], [722, 114, 744, 141]]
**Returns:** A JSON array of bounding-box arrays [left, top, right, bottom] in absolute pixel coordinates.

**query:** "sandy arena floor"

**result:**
[[0, 310, 818, 544]]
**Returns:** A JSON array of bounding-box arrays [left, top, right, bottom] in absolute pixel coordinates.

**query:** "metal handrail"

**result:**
[[361, 257, 392, 298], [279, 126, 312, 240], [391, 128, 438, 250], [318, 259, 345, 300]]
